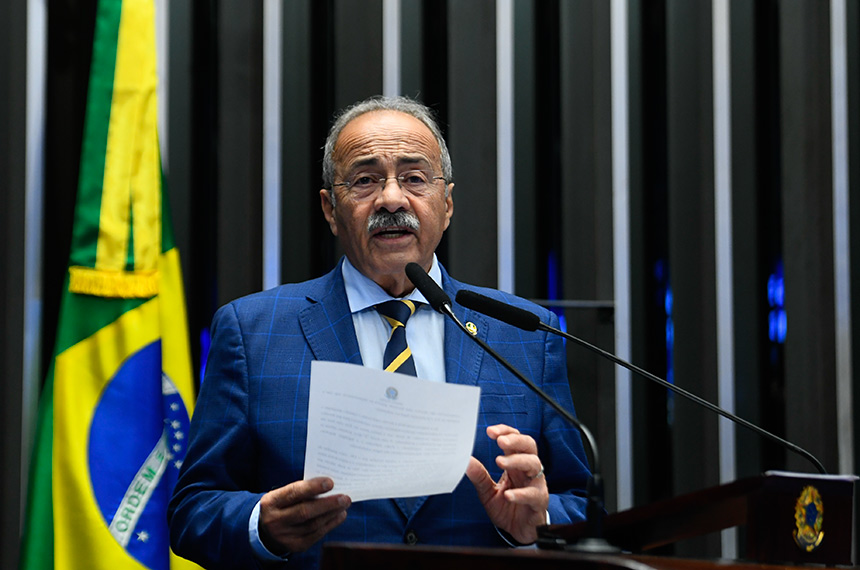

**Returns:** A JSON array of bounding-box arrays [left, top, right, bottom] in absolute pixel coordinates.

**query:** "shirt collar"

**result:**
[[342, 255, 442, 313]]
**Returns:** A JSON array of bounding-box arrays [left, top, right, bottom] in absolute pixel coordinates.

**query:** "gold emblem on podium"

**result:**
[[793, 485, 824, 552]]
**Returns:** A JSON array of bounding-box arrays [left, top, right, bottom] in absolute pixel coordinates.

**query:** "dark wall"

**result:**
[[1, 0, 28, 567]]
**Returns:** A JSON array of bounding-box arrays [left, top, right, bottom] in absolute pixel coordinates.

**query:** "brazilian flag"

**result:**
[[20, 1, 201, 568]]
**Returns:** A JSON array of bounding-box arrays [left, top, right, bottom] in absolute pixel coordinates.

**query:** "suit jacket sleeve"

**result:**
[[538, 309, 592, 525], [168, 302, 265, 570]]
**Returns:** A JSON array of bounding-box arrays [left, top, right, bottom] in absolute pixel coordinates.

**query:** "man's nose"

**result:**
[[376, 177, 410, 208]]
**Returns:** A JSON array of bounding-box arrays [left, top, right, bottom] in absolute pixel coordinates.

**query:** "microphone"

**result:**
[[455, 289, 828, 475], [405, 263, 614, 549], [405, 262, 455, 316], [457, 290, 541, 331]]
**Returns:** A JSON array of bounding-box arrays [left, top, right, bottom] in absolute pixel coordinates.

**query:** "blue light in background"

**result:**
[[665, 289, 674, 386], [767, 261, 787, 344], [199, 327, 211, 386], [546, 249, 568, 335], [655, 259, 674, 424]]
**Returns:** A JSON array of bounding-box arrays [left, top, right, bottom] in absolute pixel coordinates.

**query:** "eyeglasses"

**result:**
[[332, 170, 447, 200]]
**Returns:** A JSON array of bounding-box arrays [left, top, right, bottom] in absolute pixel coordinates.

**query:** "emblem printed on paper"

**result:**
[[385, 387, 399, 400], [793, 485, 824, 552]]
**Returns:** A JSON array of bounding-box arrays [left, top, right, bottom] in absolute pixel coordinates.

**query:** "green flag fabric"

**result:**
[[20, 1, 201, 568]]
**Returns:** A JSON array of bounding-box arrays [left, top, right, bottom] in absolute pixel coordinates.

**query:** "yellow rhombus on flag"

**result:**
[[20, 1, 202, 568]]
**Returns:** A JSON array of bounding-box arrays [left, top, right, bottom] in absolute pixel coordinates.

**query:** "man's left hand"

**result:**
[[465, 424, 549, 545]]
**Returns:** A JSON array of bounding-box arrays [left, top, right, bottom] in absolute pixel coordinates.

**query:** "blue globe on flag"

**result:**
[[88, 340, 191, 570]]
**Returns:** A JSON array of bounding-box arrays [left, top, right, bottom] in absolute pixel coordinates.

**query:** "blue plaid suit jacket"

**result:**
[[168, 261, 591, 569]]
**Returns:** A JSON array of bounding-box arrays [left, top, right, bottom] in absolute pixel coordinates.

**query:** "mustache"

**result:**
[[366, 210, 420, 233]]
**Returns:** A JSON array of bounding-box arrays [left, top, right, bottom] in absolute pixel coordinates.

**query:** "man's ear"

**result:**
[[320, 189, 338, 236], [443, 182, 454, 229]]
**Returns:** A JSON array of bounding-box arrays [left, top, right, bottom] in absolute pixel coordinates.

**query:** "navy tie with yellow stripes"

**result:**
[[375, 298, 424, 516], [375, 299, 420, 376]]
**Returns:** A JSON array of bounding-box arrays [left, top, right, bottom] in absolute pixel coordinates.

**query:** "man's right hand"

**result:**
[[258, 477, 351, 555]]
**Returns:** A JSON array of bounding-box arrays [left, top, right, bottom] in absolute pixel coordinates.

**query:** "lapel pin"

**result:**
[[465, 322, 478, 336]]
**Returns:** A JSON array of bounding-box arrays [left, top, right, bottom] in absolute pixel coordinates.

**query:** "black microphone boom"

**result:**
[[455, 289, 827, 475], [457, 290, 541, 331], [405, 263, 613, 548], [405, 262, 452, 314]]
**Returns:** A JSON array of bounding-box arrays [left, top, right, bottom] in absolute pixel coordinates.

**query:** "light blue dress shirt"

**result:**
[[342, 255, 447, 383]]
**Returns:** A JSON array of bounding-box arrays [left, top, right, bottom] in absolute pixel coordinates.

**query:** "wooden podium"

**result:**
[[540, 472, 856, 566], [321, 472, 857, 569], [320, 544, 852, 570]]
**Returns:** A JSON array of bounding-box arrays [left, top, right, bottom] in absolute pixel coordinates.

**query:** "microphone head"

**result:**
[[455, 290, 541, 332], [405, 262, 451, 313]]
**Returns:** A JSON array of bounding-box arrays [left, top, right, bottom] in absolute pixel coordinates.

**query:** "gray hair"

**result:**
[[321, 95, 453, 191]]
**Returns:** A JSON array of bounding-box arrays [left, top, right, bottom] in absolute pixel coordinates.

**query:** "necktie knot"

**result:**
[[375, 299, 422, 375], [375, 299, 419, 329]]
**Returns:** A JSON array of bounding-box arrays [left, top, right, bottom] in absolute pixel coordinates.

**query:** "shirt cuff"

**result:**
[[496, 510, 551, 548], [249, 500, 290, 562]]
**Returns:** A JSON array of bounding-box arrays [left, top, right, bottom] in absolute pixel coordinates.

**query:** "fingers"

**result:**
[[258, 478, 352, 555], [266, 477, 335, 508], [465, 456, 496, 502], [469, 450, 548, 546], [487, 424, 538, 456], [505, 485, 549, 504], [478, 425, 550, 545], [486, 424, 542, 484], [486, 424, 520, 440], [497, 455, 543, 481], [469, 454, 545, 507]]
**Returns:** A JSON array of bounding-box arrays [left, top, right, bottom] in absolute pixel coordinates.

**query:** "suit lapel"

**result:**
[[300, 264, 422, 518], [298, 265, 363, 366], [442, 271, 487, 388]]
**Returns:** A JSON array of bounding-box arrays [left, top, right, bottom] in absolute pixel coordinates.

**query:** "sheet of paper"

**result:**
[[303, 360, 481, 502]]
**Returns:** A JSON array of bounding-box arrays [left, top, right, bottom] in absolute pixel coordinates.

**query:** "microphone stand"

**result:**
[[404, 263, 618, 551], [454, 288, 827, 475], [537, 321, 827, 475]]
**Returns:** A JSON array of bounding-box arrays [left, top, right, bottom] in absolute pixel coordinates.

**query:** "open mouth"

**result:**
[[372, 226, 415, 239]]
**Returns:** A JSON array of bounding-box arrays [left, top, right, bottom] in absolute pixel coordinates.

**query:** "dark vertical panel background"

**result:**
[[186, 0, 220, 377], [1, 0, 27, 566], [666, 0, 718, 556], [334, 0, 383, 111], [753, 0, 787, 470], [533, 0, 562, 302], [446, 0, 497, 286], [309, 0, 339, 278], [167, 0, 195, 372], [849, 0, 860, 403], [281, 0, 316, 284], [559, 0, 617, 512], [779, 1, 839, 473], [421, 0, 449, 264], [729, 0, 766, 480], [513, 0, 537, 298], [631, 0, 673, 513], [216, 0, 263, 306], [849, 0, 860, 551], [400, 0, 424, 99], [627, 0, 654, 511]]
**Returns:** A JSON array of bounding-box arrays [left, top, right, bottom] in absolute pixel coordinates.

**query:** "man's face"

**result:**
[[320, 110, 454, 296]]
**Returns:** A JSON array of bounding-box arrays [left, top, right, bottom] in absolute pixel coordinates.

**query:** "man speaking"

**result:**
[[168, 96, 592, 568]]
